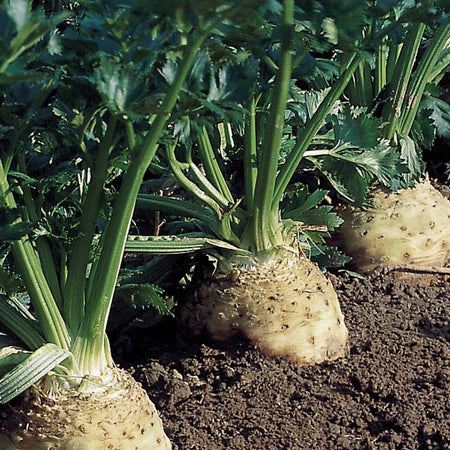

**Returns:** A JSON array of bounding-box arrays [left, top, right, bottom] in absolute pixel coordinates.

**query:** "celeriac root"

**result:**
[[0, 368, 171, 450], [180, 250, 348, 366], [336, 180, 450, 273]]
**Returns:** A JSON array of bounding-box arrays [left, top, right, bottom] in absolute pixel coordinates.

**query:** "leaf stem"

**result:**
[[399, 23, 450, 136], [272, 52, 363, 210], [241, 0, 294, 252], [63, 115, 117, 333], [381, 23, 426, 140], [243, 96, 258, 211], [0, 161, 70, 350]]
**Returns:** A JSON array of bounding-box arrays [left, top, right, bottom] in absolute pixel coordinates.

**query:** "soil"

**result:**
[[113, 269, 450, 450]]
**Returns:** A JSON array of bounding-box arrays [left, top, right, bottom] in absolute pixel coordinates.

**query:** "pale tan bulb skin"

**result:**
[[336, 180, 450, 273], [181, 251, 348, 366]]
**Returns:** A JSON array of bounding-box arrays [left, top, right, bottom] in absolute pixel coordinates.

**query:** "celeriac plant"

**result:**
[[132, 0, 414, 365], [0, 0, 263, 447], [321, 0, 450, 272]]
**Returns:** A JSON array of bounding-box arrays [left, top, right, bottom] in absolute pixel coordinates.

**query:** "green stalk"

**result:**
[[399, 23, 450, 136], [375, 37, 387, 98], [386, 42, 402, 84], [187, 152, 234, 210], [349, 60, 372, 107], [272, 52, 363, 210], [241, 0, 294, 252], [166, 143, 224, 220], [428, 48, 450, 83], [381, 23, 426, 140], [164, 145, 241, 244], [137, 194, 218, 231], [16, 153, 62, 309], [71, 29, 212, 374], [197, 126, 234, 203], [0, 297, 45, 350], [63, 115, 117, 333], [243, 96, 258, 211], [0, 160, 71, 350]]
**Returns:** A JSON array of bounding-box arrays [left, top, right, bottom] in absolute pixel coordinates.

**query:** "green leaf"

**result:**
[[310, 156, 369, 204], [289, 87, 336, 124], [410, 106, 435, 150], [308, 244, 351, 270], [0, 343, 70, 404], [282, 186, 329, 215], [0, 207, 30, 241], [330, 140, 405, 187], [421, 94, 450, 139], [286, 205, 343, 231], [0, 267, 23, 297], [94, 56, 148, 114], [307, 134, 407, 202], [398, 134, 425, 186], [115, 283, 171, 313], [333, 109, 384, 149], [109, 282, 175, 333]]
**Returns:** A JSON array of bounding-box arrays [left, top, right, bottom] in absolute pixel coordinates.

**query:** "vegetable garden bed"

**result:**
[[1, 2, 450, 448], [117, 268, 449, 450]]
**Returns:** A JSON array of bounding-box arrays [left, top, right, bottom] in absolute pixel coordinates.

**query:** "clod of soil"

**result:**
[[116, 271, 450, 450]]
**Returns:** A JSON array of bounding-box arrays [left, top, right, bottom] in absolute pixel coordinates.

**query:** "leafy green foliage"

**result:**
[[421, 94, 450, 139], [280, 184, 349, 268], [0, 0, 66, 81], [0, 207, 30, 241], [108, 283, 173, 333], [282, 186, 342, 232], [396, 135, 426, 187]]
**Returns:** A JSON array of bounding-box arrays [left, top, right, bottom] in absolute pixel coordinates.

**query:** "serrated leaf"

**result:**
[[115, 283, 173, 316], [94, 56, 147, 113], [109, 282, 174, 332], [0, 343, 70, 404], [286, 206, 343, 231], [324, 139, 407, 188], [333, 110, 383, 149], [289, 87, 334, 124], [310, 155, 369, 204], [282, 186, 329, 215], [308, 244, 351, 269], [410, 107, 435, 150], [398, 135, 425, 186], [421, 95, 450, 139]]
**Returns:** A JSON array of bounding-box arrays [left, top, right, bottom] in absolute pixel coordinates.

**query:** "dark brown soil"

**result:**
[[116, 270, 450, 450]]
